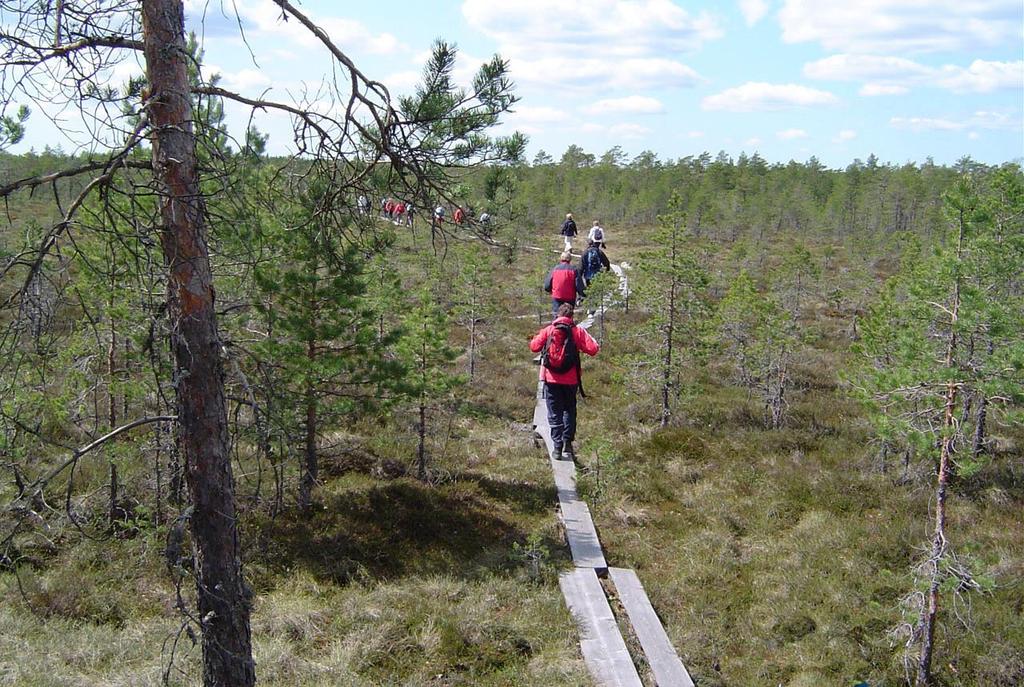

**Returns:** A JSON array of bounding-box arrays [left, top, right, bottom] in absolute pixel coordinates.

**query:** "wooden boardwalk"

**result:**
[[610, 568, 695, 687], [560, 568, 643, 687], [533, 365, 694, 686]]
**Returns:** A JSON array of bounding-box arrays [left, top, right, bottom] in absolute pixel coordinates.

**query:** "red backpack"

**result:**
[[541, 322, 579, 374]]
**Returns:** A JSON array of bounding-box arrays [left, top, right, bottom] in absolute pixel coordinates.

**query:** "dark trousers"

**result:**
[[544, 382, 578, 450]]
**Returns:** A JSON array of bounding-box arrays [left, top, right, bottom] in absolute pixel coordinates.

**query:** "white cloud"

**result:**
[[969, 110, 1020, 130], [968, 131, 981, 140], [779, 0, 1022, 54], [777, 128, 809, 139], [835, 129, 857, 141], [512, 56, 703, 91], [381, 70, 421, 95], [571, 121, 651, 139], [937, 60, 1024, 94], [806, 54, 1023, 95], [859, 83, 910, 96], [739, 0, 770, 26], [583, 96, 665, 115], [462, 0, 716, 91], [507, 105, 572, 124], [688, 130, 705, 138], [609, 123, 652, 139], [893, 110, 1020, 132], [804, 54, 930, 82], [463, 0, 721, 55], [890, 116, 965, 131], [702, 82, 839, 111], [745, 137, 762, 146], [199, 0, 404, 56], [212, 67, 272, 92]]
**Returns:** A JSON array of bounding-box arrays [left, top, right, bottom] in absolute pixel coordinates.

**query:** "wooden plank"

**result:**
[[558, 494, 608, 574], [548, 450, 578, 501], [609, 568, 694, 687], [559, 569, 643, 687]]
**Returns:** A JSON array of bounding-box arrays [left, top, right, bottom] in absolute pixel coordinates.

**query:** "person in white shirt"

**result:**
[[587, 220, 605, 248]]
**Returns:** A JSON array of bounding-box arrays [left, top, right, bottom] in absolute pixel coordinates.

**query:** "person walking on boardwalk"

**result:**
[[530, 302, 600, 460], [581, 239, 611, 285], [560, 213, 578, 250], [544, 250, 586, 316], [587, 220, 605, 248]]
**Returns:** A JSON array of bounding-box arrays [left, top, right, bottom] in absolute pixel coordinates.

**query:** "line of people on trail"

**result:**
[[434, 203, 491, 229], [532, 212, 613, 462], [358, 193, 494, 232], [359, 194, 416, 227]]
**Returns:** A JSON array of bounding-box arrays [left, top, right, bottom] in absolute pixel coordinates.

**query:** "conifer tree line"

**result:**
[[1, 3, 1021, 685]]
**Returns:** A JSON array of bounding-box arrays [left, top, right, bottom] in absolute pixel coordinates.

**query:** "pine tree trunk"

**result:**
[[660, 319, 672, 428], [300, 334, 317, 510], [971, 394, 987, 459], [660, 265, 677, 428], [300, 373, 317, 510], [916, 202, 965, 687], [142, 2, 254, 685], [107, 327, 117, 428], [107, 279, 117, 429], [469, 313, 477, 382], [417, 400, 427, 481], [108, 462, 118, 530], [916, 381, 956, 686]]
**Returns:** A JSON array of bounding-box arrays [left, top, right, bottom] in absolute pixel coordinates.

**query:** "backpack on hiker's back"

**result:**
[[541, 322, 579, 374]]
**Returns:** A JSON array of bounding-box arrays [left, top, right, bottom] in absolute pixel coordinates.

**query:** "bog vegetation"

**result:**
[[1, 3, 1022, 687]]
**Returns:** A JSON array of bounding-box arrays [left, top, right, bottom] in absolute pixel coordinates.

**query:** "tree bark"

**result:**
[[300, 339, 317, 511], [660, 247, 678, 428], [108, 462, 118, 530], [469, 310, 477, 382], [417, 400, 427, 481], [916, 201, 964, 687], [971, 394, 987, 459], [916, 381, 956, 686], [141, 2, 255, 685]]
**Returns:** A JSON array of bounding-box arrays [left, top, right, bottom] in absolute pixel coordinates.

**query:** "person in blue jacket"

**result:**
[[581, 239, 611, 285]]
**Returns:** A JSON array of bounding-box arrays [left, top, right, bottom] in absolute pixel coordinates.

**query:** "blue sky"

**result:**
[[11, 1, 1024, 168]]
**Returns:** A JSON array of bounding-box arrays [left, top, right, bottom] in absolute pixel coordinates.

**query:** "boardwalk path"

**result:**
[[384, 214, 683, 684], [533, 311, 694, 687]]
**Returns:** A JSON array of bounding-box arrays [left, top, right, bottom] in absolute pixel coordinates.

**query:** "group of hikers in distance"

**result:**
[[361, 192, 608, 464], [532, 212, 612, 462], [357, 193, 491, 230]]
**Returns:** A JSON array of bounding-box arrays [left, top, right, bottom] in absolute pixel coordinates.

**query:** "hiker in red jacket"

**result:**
[[543, 251, 586, 316], [453, 206, 465, 225], [530, 302, 600, 460]]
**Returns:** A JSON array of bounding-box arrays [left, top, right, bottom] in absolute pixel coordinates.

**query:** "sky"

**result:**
[[9, 0, 1024, 169]]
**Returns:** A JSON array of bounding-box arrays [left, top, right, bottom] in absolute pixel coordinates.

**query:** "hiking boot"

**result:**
[[552, 444, 563, 458], [561, 444, 575, 461]]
